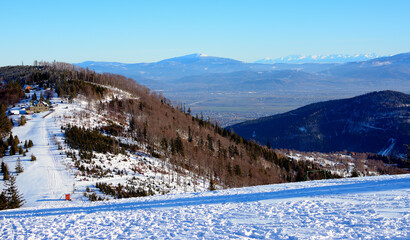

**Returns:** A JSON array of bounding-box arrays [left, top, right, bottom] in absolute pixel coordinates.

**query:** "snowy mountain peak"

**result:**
[[161, 53, 209, 61], [180, 53, 209, 58], [255, 53, 380, 64]]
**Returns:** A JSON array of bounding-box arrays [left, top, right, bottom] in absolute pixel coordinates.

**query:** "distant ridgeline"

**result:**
[[230, 91, 410, 157]]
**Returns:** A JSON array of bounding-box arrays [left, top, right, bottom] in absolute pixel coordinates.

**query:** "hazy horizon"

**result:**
[[1, 0, 410, 66]]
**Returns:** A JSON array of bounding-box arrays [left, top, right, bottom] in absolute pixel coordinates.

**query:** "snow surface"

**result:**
[[9, 110, 74, 207], [0, 174, 409, 239]]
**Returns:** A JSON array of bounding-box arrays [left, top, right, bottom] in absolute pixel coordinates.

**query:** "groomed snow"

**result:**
[[1, 174, 409, 239]]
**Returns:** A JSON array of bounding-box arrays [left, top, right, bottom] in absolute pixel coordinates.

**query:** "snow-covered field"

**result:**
[[1, 174, 409, 239]]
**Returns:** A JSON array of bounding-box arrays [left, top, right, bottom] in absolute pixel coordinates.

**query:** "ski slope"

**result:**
[[5, 109, 74, 207], [1, 174, 409, 239]]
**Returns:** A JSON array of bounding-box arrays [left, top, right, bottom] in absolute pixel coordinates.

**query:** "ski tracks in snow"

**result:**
[[10, 110, 74, 207]]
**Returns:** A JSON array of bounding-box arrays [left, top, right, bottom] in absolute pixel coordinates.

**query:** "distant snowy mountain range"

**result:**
[[255, 54, 381, 64]]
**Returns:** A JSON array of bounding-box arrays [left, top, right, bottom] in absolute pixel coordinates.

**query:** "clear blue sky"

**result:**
[[1, 0, 410, 66]]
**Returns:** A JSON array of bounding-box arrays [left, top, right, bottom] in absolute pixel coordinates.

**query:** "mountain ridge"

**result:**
[[229, 90, 410, 157], [255, 53, 381, 64], [75, 53, 410, 126]]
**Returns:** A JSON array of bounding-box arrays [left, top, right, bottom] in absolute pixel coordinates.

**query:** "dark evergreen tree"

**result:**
[[0, 191, 7, 210], [18, 145, 23, 155], [188, 126, 193, 142], [28, 140, 34, 148], [2, 162, 9, 180], [1, 161, 5, 173], [7, 133, 13, 146], [207, 134, 214, 152], [174, 135, 184, 156], [20, 116, 26, 126], [0, 104, 12, 138], [13, 135, 19, 146], [4, 174, 24, 208]]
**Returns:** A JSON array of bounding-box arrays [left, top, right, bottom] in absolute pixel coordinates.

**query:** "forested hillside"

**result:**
[[231, 91, 410, 157], [0, 63, 343, 192]]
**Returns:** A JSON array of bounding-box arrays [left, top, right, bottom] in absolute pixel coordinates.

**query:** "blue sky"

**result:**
[[1, 0, 410, 66]]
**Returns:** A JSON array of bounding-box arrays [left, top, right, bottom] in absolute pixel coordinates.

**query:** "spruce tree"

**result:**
[[0, 104, 12, 138], [10, 142, 17, 156], [13, 135, 19, 146], [18, 145, 23, 155], [8, 133, 13, 146], [4, 174, 24, 208], [2, 162, 9, 180], [1, 161, 5, 173], [0, 191, 7, 210], [207, 134, 214, 152], [15, 157, 23, 174], [188, 126, 193, 142]]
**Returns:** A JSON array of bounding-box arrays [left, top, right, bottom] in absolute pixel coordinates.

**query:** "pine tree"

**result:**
[[4, 174, 24, 208], [13, 135, 19, 146], [0, 104, 12, 138], [31, 154, 37, 161], [18, 145, 23, 155], [188, 126, 193, 143], [15, 157, 24, 174], [207, 134, 214, 152], [1, 161, 5, 173], [2, 162, 9, 180], [174, 135, 185, 156], [7, 133, 13, 146], [0, 191, 7, 210], [20, 116, 26, 126], [28, 140, 33, 148]]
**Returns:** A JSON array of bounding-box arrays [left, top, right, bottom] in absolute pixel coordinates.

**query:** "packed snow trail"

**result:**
[[10, 111, 74, 207], [0, 174, 409, 239]]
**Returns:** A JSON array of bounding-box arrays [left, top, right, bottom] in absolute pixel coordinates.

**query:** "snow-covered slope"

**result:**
[[0, 174, 409, 239], [1, 87, 213, 209]]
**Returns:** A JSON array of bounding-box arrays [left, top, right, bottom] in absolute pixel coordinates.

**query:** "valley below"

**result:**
[[78, 53, 410, 126]]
